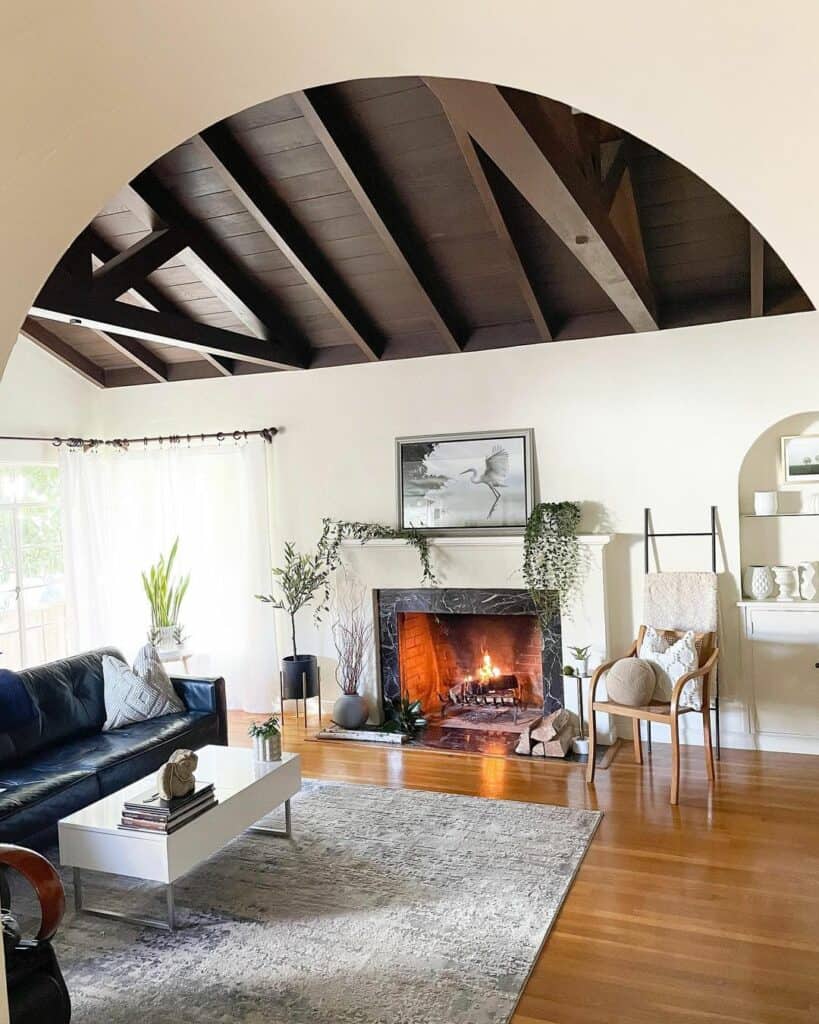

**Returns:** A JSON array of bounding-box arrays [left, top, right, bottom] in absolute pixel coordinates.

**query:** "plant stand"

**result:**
[[571, 673, 591, 755], [280, 665, 322, 727]]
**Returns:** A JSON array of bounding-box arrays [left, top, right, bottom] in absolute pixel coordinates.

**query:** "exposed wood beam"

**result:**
[[293, 87, 465, 354], [123, 173, 310, 365], [96, 331, 169, 382], [424, 78, 658, 333], [750, 225, 765, 316], [91, 228, 185, 301], [20, 317, 104, 387], [87, 231, 233, 377], [428, 90, 552, 343], [194, 125, 384, 362], [601, 140, 629, 211], [32, 288, 305, 369]]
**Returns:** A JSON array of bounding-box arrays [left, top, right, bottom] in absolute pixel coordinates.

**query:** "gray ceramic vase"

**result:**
[[332, 693, 369, 730]]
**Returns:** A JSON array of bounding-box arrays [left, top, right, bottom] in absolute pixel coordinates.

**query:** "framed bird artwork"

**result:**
[[395, 429, 535, 534]]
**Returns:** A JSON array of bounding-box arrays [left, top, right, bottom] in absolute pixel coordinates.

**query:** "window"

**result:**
[[0, 465, 66, 669]]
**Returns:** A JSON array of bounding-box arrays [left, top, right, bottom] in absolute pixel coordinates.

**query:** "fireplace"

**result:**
[[376, 588, 562, 754]]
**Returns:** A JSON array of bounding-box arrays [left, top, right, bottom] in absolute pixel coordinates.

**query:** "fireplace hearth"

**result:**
[[376, 588, 562, 755]]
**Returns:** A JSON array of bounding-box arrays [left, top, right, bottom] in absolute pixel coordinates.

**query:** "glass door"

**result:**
[[0, 465, 67, 669]]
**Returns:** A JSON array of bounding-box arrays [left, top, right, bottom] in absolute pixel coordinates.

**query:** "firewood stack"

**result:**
[[515, 708, 575, 758]]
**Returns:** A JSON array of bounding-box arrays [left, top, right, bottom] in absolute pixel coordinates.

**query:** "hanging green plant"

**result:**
[[315, 518, 437, 621], [522, 501, 583, 620]]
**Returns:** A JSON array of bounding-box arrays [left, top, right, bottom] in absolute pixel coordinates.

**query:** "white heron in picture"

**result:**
[[460, 446, 510, 519]]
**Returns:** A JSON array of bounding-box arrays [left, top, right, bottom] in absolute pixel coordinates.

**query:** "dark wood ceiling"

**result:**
[[24, 76, 812, 387]]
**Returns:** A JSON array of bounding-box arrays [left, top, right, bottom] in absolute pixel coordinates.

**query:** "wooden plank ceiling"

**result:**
[[24, 77, 812, 387]]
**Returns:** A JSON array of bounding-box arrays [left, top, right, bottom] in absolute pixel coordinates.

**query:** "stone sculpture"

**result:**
[[157, 748, 198, 800]]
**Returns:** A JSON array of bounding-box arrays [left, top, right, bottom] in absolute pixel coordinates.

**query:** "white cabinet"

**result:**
[[739, 603, 819, 743]]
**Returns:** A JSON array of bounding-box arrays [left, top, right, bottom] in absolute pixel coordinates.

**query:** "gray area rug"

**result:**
[[54, 781, 600, 1024]]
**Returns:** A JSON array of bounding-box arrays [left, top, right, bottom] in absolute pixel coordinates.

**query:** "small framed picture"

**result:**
[[781, 434, 819, 483], [395, 429, 535, 534]]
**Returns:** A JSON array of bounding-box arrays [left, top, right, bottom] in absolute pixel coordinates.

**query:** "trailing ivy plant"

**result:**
[[315, 518, 437, 622], [522, 501, 584, 621]]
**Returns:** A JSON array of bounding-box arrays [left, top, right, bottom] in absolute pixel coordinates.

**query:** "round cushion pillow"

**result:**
[[606, 658, 656, 707]]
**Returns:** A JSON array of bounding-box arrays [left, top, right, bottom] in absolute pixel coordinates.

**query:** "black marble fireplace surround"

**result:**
[[375, 588, 563, 714]]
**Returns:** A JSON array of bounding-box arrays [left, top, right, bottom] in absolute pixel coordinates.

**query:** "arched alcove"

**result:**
[[739, 411, 819, 583]]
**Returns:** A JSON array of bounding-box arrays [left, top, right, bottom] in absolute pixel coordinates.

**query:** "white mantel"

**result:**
[[335, 533, 616, 742]]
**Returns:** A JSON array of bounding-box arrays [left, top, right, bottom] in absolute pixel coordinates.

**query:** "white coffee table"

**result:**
[[58, 745, 301, 931]]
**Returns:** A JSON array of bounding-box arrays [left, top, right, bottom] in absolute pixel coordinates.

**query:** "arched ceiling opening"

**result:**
[[3, 4, 819, 382], [21, 76, 811, 387]]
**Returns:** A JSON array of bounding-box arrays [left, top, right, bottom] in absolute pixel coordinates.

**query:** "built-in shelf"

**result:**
[[339, 533, 612, 549], [740, 513, 819, 518], [737, 600, 819, 610]]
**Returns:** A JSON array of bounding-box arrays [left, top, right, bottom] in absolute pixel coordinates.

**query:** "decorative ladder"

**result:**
[[643, 506, 721, 759]]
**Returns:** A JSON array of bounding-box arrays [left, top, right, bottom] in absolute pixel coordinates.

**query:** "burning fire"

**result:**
[[465, 649, 502, 685]]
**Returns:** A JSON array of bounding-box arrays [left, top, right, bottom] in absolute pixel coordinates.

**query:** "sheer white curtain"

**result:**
[[59, 441, 277, 711]]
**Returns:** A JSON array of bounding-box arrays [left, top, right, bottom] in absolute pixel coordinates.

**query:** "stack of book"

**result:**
[[119, 780, 216, 834]]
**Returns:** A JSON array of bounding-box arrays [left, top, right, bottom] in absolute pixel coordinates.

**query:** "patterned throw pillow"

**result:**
[[102, 644, 184, 731], [638, 627, 701, 709]]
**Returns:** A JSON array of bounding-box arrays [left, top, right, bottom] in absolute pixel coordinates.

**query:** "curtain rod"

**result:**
[[0, 426, 278, 452]]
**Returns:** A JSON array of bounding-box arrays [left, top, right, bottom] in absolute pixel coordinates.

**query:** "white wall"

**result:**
[[3, 2, 819, 378], [79, 307, 819, 751], [0, 338, 98, 462]]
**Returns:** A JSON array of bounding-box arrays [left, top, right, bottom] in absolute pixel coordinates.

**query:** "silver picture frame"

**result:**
[[781, 433, 819, 484], [395, 429, 535, 536]]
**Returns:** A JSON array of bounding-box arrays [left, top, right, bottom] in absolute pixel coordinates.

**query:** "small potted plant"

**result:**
[[256, 542, 328, 713], [141, 537, 190, 651], [569, 644, 592, 677], [382, 692, 428, 739], [331, 581, 372, 730], [248, 714, 281, 761]]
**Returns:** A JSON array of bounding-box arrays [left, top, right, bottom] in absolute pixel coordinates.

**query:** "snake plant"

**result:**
[[141, 537, 190, 645]]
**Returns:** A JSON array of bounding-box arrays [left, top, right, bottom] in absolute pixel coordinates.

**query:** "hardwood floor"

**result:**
[[229, 711, 819, 1024]]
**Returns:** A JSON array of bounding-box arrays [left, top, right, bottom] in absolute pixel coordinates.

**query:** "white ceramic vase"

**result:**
[[799, 561, 819, 601], [754, 491, 779, 516], [743, 565, 774, 601], [772, 565, 800, 602]]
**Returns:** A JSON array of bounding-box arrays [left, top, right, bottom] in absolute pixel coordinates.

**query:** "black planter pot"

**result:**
[[280, 654, 321, 726], [281, 654, 319, 699]]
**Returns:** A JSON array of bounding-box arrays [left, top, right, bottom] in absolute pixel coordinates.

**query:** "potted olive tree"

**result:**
[[256, 542, 326, 711]]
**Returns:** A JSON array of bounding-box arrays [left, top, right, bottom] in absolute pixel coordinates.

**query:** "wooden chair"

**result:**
[[586, 627, 719, 804]]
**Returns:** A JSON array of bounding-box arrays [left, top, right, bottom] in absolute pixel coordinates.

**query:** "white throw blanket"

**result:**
[[642, 572, 719, 710], [643, 572, 718, 633]]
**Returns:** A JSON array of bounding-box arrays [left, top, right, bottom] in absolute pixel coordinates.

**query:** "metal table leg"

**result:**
[[249, 798, 292, 838], [73, 866, 177, 931]]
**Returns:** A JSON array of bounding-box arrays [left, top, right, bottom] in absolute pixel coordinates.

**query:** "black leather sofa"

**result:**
[[0, 648, 228, 847]]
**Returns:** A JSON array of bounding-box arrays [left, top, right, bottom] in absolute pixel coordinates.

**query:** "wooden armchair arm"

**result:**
[[670, 648, 720, 710], [589, 640, 638, 702], [0, 844, 65, 941]]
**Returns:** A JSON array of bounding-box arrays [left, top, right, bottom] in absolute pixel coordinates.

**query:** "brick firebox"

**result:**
[[397, 612, 544, 717]]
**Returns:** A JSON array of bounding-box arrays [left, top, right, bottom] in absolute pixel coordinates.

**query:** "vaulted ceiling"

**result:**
[[23, 76, 812, 387]]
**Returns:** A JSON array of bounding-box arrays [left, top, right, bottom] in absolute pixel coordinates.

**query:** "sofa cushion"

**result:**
[[0, 648, 124, 767], [102, 651, 184, 731], [0, 769, 100, 842], [0, 669, 37, 730], [0, 670, 39, 764]]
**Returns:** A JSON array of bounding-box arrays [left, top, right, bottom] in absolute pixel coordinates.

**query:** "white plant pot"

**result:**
[[742, 565, 774, 601], [754, 491, 779, 516], [253, 733, 282, 761], [154, 626, 178, 651]]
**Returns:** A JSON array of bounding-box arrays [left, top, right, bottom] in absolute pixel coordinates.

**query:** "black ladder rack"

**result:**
[[643, 506, 721, 760]]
